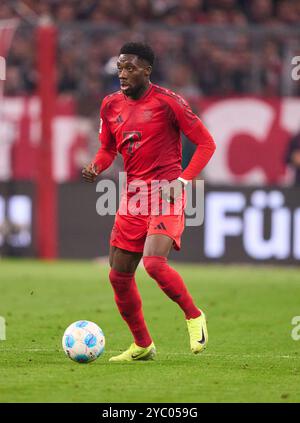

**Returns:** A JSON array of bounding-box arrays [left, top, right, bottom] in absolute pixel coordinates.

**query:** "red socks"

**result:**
[[109, 269, 152, 348], [143, 256, 201, 320], [109, 258, 200, 346]]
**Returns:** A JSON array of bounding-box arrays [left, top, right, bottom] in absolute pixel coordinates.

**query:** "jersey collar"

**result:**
[[123, 83, 153, 104]]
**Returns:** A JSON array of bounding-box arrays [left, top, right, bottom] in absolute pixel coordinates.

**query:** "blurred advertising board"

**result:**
[[59, 183, 300, 265], [0, 181, 34, 256], [1, 182, 299, 264], [175, 185, 300, 265], [1, 96, 300, 185]]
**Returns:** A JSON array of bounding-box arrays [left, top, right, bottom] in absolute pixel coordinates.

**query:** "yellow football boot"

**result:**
[[109, 342, 156, 362], [186, 311, 208, 354]]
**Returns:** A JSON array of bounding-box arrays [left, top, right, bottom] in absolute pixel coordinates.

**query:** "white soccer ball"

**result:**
[[62, 320, 105, 363]]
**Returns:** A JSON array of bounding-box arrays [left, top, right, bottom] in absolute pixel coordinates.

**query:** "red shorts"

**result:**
[[110, 191, 186, 253]]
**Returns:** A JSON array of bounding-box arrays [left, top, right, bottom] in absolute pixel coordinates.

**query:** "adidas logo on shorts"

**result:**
[[154, 222, 167, 230]]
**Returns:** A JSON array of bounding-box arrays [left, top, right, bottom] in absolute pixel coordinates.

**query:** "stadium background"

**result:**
[[1, 0, 300, 265], [0, 0, 300, 405]]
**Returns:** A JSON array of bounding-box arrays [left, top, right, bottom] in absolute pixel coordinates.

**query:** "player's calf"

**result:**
[[143, 256, 201, 319]]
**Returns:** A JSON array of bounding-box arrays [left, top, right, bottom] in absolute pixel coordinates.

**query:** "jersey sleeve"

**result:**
[[169, 95, 216, 181], [92, 99, 117, 172]]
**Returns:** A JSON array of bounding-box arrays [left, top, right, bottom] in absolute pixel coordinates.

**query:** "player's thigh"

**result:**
[[144, 208, 185, 257], [143, 234, 173, 257], [110, 212, 148, 255], [109, 245, 142, 273]]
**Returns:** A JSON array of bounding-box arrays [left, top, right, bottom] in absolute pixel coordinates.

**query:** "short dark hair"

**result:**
[[119, 42, 155, 66]]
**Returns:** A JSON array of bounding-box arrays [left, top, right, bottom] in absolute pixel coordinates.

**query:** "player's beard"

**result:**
[[121, 82, 147, 99]]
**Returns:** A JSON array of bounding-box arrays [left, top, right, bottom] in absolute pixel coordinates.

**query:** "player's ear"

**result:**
[[144, 65, 152, 77]]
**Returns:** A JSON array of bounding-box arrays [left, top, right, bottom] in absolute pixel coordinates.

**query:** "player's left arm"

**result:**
[[173, 97, 216, 183], [161, 95, 216, 203]]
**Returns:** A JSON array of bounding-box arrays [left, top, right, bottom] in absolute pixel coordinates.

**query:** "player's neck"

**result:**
[[128, 81, 151, 100]]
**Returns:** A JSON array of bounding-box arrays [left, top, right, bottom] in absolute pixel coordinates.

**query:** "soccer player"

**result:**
[[82, 42, 216, 362]]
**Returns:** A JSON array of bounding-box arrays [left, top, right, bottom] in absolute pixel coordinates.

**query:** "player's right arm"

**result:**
[[82, 98, 117, 183]]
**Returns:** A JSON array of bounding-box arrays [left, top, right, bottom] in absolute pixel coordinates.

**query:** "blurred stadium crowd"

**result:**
[[2, 0, 300, 103], [2, 0, 300, 25]]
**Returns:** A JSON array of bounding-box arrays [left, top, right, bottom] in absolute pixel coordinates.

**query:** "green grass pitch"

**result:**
[[0, 259, 299, 403]]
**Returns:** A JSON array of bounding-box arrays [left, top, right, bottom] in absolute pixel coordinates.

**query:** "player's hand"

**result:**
[[291, 150, 300, 167], [160, 179, 185, 204], [82, 163, 99, 183]]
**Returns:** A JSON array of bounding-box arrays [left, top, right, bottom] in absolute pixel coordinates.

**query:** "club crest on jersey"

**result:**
[[142, 109, 153, 122]]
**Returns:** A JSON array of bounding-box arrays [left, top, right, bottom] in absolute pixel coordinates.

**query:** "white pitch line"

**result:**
[[0, 348, 298, 359]]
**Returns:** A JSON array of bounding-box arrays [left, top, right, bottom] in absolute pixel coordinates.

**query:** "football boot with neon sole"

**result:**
[[186, 311, 208, 354], [109, 342, 156, 362]]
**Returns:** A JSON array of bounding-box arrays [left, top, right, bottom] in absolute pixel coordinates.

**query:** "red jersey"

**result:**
[[93, 83, 215, 183]]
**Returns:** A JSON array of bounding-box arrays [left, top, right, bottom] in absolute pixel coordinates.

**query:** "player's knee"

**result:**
[[109, 269, 142, 315], [109, 268, 117, 282], [143, 256, 166, 279], [109, 269, 120, 292], [109, 269, 132, 294]]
